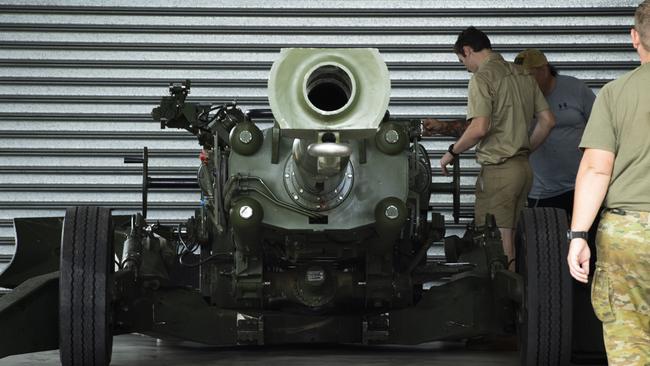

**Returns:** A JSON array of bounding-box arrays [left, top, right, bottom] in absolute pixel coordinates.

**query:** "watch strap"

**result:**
[[448, 144, 459, 157], [567, 230, 589, 241]]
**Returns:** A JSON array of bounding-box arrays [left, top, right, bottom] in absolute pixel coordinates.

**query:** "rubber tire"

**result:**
[[516, 207, 572, 366], [60, 206, 114, 366]]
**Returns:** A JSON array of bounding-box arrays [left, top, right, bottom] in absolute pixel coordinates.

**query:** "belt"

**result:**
[[604, 208, 650, 216], [605, 208, 627, 215]]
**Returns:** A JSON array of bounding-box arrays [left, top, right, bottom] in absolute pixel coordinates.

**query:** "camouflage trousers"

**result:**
[[591, 210, 650, 366]]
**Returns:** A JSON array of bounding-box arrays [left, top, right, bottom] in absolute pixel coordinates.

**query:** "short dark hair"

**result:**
[[453, 26, 492, 56], [636, 0, 650, 50], [549, 64, 558, 77]]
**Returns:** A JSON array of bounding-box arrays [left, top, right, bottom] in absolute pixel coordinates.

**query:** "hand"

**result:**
[[567, 238, 591, 283], [422, 118, 444, 136], [440, 151, 454, 176]]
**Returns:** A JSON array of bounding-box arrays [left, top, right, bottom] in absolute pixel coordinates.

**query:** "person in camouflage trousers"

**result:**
[[567, 1, 650, 365], [590, 211, 650, 364]]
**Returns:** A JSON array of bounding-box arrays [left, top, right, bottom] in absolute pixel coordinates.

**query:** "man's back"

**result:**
[[468, 53, 547, 165], [580, 62, 650, 211]]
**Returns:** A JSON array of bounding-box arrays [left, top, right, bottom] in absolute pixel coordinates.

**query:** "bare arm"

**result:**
[[529, 109, 556, 151], [454, 116, 489, 152], [422, 118, 470, 137], [572, 148, 613, 231], [439, 117, 489, 175], [567, 148, 614, 283]]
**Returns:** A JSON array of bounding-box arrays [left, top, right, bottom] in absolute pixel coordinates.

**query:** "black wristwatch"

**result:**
[[447, 144, 460, 158], [566, 230, 588, 241]]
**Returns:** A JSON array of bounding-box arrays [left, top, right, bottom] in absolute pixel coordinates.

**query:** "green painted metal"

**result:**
[[268, 48, 390, 139], [0, 271, 59, 358], [0, 217, 61, 289], [230, 196, 264, 246], [375, 122, 409, 155], [229, 121, 263, 156], [228, 129, 409, 231]]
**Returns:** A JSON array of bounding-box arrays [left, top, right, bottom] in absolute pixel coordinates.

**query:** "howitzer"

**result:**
[[0, 49, 573, 365]]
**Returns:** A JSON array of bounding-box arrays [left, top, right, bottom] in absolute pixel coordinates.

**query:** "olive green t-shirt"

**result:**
[[579, 62, 650, 211], [467, 53, 549, 165]]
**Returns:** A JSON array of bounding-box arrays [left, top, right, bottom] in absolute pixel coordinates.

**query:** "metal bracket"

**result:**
[[236, 313, 264, 345], [124, 147, 199, 219], [362, 312, 390, 344], [271, 123, 281, 164]]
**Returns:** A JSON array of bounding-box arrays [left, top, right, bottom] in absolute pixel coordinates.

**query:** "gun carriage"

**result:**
[[0, 49, 571, 366]]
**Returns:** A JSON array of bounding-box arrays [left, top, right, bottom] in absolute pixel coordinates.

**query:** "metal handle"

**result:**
[[306, 142, 352, 158], [123, 156, 144, 164], [429, 155, 461, 224], [123, 147, 149, 219]]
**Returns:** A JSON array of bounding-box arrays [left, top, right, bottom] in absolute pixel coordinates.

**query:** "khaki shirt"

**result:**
[[579, 62, 650, 211], [467, 53, 549, 165]]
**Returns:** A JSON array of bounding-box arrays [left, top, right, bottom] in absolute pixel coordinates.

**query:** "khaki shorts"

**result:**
[[591, 210, 650, 366], [474, 155, 532, 228]]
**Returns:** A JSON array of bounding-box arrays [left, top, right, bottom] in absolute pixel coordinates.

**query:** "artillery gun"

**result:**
[[0, 49, 572, 365]]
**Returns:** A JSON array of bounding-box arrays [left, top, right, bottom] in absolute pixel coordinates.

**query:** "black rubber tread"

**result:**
[[60, 206, 113, 366], [516, 207, 572, 366]]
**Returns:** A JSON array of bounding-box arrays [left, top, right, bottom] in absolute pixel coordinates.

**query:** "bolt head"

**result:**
[[239, 205, 253, 219], [385, 205, 399, 219], [385, 129, 400, 144], [239, 130, 253, 144]]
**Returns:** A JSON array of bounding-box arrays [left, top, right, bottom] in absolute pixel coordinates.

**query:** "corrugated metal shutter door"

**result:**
[[0, 1, 639, 275]]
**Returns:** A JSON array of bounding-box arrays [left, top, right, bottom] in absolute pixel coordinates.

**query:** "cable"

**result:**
[[197, 105, 225, 125], [178, 251, 233, 268], [176, 223, 199, 255]]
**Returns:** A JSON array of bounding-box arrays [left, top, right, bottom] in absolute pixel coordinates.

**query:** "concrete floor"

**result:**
[[3, 333, 520, 366]]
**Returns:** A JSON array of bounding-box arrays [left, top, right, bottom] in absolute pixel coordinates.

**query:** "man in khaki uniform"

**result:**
[[567, 1, 650, 364], [430, 27, 555, 266]]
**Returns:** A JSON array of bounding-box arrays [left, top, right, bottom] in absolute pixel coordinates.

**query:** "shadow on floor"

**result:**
[[3, 333, 520, 366]]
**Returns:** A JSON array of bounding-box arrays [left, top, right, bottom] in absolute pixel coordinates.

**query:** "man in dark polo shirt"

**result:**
[[514, 48, 595, 217], [424, 27, 555, 268]]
